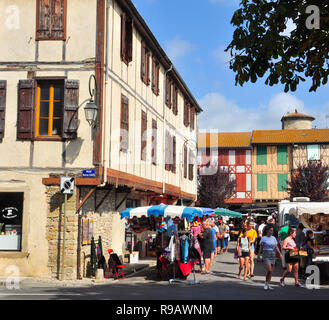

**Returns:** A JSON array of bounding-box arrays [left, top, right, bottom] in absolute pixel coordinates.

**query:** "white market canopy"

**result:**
[[289, 202, 329, 231], [289, 202, 329, 217]]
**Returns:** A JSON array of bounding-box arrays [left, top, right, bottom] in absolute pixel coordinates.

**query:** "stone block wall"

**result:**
[[46, 186, 125, 280]]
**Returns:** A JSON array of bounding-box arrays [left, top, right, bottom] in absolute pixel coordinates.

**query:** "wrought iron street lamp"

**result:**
[[84, 75, 98, 127]]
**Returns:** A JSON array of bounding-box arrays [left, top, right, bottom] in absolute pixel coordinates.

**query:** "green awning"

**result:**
[[214, 208, 243, 218]]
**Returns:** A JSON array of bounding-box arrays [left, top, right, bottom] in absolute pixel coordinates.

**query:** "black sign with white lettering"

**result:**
[[0, 192, 23, 225]]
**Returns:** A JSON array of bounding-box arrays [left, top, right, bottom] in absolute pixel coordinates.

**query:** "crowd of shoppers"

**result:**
[[233, 215, 321, 290]]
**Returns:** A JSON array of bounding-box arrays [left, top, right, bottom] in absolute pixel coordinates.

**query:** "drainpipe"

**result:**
[[163, 65, 173, 195]]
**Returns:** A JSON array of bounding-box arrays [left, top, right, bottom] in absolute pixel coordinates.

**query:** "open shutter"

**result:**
[[141, 111, 147, 161], [50, 0, 66, 40], [189, 150, 194, 180], [172, 85, 178, 115], [17, 80, 36, 140], [141, 41, 146, 81], [0, 81, 6, 139], [172, 136, 176, 173], [63, 80, 79, 140], [152, 119, 157, 165], [190, 106, 195, 130], [36, 0, 51, 40], [126, 18, 133, 63], [120, 94, 129, 152], [121, 12, 127, 61], [184, 145, 187, 178]]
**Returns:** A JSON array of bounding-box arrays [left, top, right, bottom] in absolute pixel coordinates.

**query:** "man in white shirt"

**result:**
[[223, 224, 230, 253]]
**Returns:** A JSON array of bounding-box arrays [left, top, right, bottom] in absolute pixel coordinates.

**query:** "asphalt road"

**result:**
[[1, 242, 328, 300]]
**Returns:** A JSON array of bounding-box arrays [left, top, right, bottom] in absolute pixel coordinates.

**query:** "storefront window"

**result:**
[[0, 193, 23, 251]]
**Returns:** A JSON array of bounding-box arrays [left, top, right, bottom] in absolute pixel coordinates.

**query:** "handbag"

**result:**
[[289, 249, 299, 257], [234, 247, 242, 259], [298, 250, 308, 257]]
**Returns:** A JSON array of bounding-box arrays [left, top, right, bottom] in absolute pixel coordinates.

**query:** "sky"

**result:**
[[132, 0, 329, 132]]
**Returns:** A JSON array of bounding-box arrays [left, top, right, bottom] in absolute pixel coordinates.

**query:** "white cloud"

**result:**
[[196, 92, 324, 132], [212, 45, 231, 65], [164, 36, 193, 64]]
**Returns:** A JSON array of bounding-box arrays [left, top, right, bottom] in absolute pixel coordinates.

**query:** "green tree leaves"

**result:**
[[226, 1, 329, 92]]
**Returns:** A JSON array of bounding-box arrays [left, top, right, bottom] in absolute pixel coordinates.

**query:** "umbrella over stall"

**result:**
[[120, 204, 214, 221], [214, 208, 243, 218]]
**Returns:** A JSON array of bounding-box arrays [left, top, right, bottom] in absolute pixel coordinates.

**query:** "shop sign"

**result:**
[[1, 207, 19, 220]]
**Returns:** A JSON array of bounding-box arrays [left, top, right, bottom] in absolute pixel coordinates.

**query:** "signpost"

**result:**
[[60, 176, 74, 280]]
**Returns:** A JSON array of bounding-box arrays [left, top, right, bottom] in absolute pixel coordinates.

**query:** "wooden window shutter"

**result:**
[[141, 41, 146, 81], [165, 131, 170, 171], [63, 80, 79, 140], [126, 17, 133, 63], [189, 150, 194, 181], [172, 136, 176, 173], [184, 99, 190, 127], [152, 119, 157, 165], [0, 81, 7, 140], [155, 61, 160, 95], [36, 0, 66, 40], [50, 0, 66, 39], [190, 106, 195, 130], [17, 79, 36, 140], [120, 94, 129, 152], [121, 12, 127, 62], [184, 145, 187, 178], [173, 85, 178, 115], [141, 111, 147, 161], [165, 76, 171, 108]]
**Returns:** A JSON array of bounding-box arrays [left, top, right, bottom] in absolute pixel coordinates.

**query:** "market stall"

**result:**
[[290, 202, 329, 284], [120, 204, 214, 281], [214, 208, 243, 240]]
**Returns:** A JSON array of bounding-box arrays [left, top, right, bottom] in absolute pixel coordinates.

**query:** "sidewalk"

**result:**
[[1, 257, 156, 289]]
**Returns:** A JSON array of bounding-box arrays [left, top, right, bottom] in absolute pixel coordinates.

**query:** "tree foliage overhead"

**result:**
[[226, 0, 329, 92], [288, 161, 329, 201], [198, 168, 236, 209]]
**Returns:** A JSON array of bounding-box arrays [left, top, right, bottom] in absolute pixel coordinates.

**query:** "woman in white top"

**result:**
[[257, 225, 282, 291]]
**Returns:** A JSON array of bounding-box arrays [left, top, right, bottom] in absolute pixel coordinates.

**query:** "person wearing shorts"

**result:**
[[257, 225, 282, 291], [217, 220, 226, 254], [236, 229, 250, 281]]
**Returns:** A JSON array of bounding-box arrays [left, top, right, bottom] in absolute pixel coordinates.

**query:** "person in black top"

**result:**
[[305, 230, 320, 267], [198, 220, 214, 274]]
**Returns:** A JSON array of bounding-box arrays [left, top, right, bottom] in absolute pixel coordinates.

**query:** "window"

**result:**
[[278, 174, 288, 191], [121, 12, 133, 64], [172, 85, 178, 116], [184, 99, 190, 127], [277, 145, 288, 165], [256, 146, 267, 165], [257, 174, 267, 191], [36, 0, 67, 41], [152, 56, 160, 95], [236, 149, 245, 165], [165, 76, 172, 108], [307, 144, 320, 161], [126, 199, 141, 208], [0, 192, 24, 251], [152, 119, 157, 165], [0, 80, 6, 140], [36, 81, 63, 137], [141, 41, 150, 85], [17, 79, 79, 140], [141, 111, 147, 161], [120, 94, 129, 152]]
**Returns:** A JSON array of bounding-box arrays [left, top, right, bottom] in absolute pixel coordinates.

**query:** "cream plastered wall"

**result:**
[[282, 119, 313, 130], [0, 173, 49, 277], [0, 0, 97, 169], [105, 1, 197, 197]]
